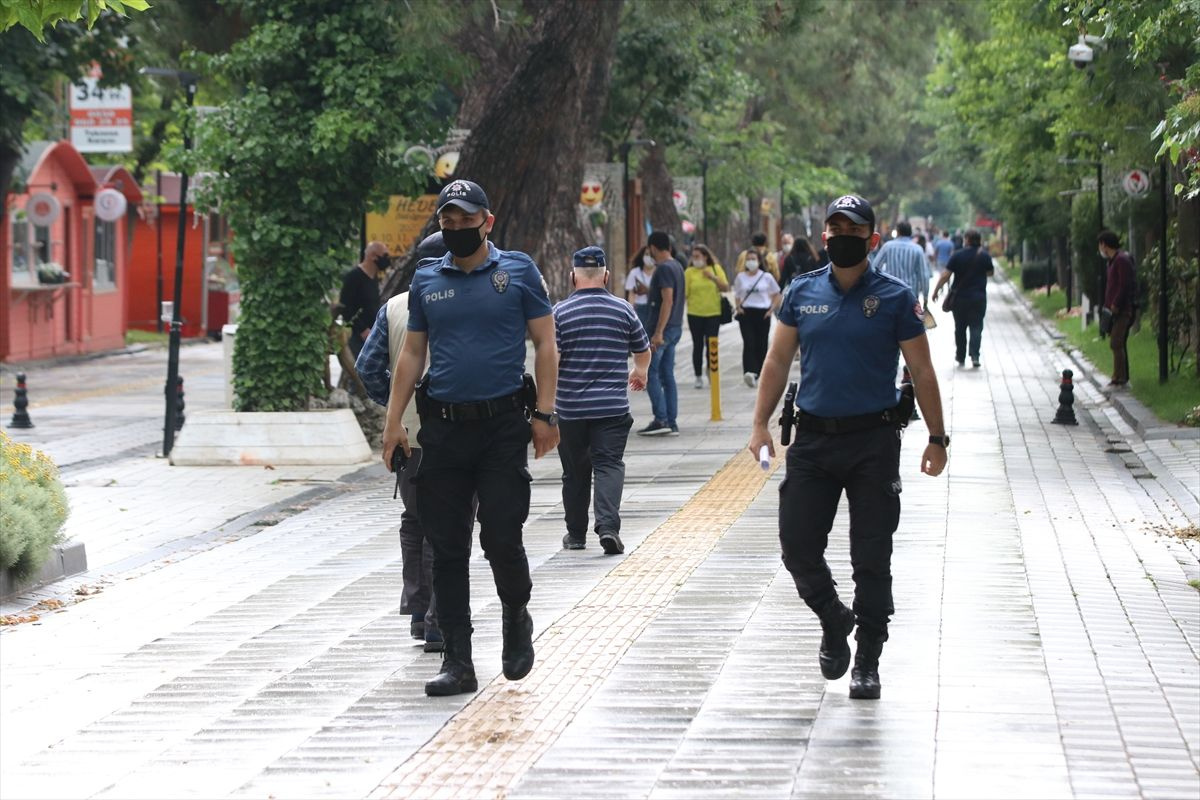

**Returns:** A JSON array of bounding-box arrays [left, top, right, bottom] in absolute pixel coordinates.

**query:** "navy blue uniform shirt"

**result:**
[[407, 241, 552, 403], [777, 265, 926, 418]]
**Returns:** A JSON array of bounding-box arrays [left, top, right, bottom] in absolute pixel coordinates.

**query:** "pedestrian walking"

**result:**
[[382, 179, 560, 697], [355, 233, 451, 654], [735, 232, 782, 281], [684, 243, 729, 389], [338, 241, 389, 358], [933, 230, 954, 272], [624, 246, 654, 331], [780, 237, 821, 288], [637, 231, 685, 437], [932, 229, 993, 368], [555, 246, 651, 555], [872, 220, 930, 309], [732, 254, 781, 387], [1097, 230, 1137, 387], [748, 193, 948, 701]]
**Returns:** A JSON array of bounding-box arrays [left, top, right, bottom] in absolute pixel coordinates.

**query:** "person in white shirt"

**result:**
[[624, 246, 654, 330], [733, 254, 782, 386]]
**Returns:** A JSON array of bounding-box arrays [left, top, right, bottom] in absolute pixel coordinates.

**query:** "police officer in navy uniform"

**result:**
[[382, 179, 560, 697], [748, 194, 948, 700]]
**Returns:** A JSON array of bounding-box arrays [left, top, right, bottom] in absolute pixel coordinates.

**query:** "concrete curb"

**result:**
[[999, 271, 1199, 441], [0, 541, 87, 601]]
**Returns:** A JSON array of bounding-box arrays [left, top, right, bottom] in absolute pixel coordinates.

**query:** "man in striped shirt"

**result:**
[[872, 220, 930, 309], [554, 246, 651, 555]]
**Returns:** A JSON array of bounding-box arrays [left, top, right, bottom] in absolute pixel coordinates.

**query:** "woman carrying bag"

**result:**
[[733, 252, 781, 387], [684, 243, 730, 389]]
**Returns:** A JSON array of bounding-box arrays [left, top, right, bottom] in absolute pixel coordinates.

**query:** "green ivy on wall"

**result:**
[[189, 0, 457, 411]]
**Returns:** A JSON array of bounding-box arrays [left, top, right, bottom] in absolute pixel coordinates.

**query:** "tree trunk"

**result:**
[[639, 143, 682, 249], [389, 0, 623, 302]]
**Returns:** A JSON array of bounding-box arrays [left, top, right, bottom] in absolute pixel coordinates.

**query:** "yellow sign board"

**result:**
[[366, 194, 438, 255]]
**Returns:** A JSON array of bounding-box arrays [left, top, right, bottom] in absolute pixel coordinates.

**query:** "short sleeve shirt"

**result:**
[[776, 265, 926, 417], [647, 257, 685, 331], [407, 241, 552, 403], [339, 266, 380, 339], [553, 289, 649, 421], [945, 246, 992, 303], [624, 266, 650, 306]]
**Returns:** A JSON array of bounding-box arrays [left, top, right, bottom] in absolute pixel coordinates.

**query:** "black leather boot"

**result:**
[[816, 597, 856, 680], [501, 603, 535, 681], [424, 626, 478, 697], [848, 636, 884, 700]]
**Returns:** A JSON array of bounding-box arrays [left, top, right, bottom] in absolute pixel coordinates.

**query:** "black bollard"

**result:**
[[901, 365, 920, 421], [174, 375, 185, 431], [1051, 369, 1079, 426], [9, 372, 34, 429]]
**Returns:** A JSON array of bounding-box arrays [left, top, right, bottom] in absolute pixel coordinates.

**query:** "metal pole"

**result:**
[[1096, 161, 1106, 320], [163, 78, 196, 457], [1159, 159, 1169, 383], [1066, 192, 1072, 311]]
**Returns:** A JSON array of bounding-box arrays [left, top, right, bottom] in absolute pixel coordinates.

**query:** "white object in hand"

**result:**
[[758, 445, 770, 470]]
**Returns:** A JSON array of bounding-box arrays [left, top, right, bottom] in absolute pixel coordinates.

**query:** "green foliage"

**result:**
[[1021, 259, 1053, 290], [1027, 289, 1200, 424], [1065, 0, 1200, 198], [0, 0, 148, 41], [1142, 222, 1199, 373], [190, 0, 456, 411], [0, 431, 68, 579]]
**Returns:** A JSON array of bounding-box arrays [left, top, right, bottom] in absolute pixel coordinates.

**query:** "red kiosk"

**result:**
[[1, 140, 141, 362]]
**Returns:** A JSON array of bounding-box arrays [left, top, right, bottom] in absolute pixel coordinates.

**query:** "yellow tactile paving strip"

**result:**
[[373, 448, 780, 800]]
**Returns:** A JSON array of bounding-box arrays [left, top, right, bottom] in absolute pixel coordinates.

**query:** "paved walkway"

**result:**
[[1, 274, 1197, 799]]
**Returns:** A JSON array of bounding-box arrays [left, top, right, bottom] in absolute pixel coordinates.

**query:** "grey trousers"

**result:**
[[558, 414, 634, 538], [398, 447, 436, 630]]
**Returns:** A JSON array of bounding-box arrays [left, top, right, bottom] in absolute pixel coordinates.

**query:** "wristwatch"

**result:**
[[928, 434, 950, 448], [531, 409, 559, 426]]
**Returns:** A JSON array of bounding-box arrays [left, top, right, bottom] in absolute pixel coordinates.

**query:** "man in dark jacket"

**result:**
[[1098, 230, 1136, 387]]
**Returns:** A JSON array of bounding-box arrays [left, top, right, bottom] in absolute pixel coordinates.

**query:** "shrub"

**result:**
[[1021, 259, 1052, 290], [0, 432, 68, 578]]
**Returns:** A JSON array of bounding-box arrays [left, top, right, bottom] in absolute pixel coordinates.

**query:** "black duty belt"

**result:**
[[424, 389, 525, 422], [794, 407, 903, 435]]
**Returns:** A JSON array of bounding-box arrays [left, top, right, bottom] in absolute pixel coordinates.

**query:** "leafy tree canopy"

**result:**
[[1, 0, 148, 40]]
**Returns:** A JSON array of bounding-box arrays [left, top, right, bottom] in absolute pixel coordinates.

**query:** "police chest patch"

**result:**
[[862, 295, 880, 318], [491, 269, 510, 293]]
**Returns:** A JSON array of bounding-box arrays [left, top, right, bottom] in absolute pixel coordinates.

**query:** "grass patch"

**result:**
[[125, 329, 168, 346], [1024, 287, 1200, 425]]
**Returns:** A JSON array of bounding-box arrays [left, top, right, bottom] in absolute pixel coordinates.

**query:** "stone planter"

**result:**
[[168, 409, 372, 466]]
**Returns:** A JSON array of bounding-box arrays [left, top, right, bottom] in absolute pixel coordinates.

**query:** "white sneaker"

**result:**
[[743, 372, 757, 388], [693, 376, 704, 389]]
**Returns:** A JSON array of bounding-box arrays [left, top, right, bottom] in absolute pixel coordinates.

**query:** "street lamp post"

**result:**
[[619, 139, 654, 263], [1158, 159, 1169, 383], [141, 67, 200, 458]]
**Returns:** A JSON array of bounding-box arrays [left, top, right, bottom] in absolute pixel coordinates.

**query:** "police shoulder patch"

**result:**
[[491, 269, 510, 293], [913, 301, 925, 321]]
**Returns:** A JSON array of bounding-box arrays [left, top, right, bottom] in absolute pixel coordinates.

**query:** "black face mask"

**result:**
[[374, 254, 391, 271], [442, 221, 487, 258], [825, 235, 870, 268]]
